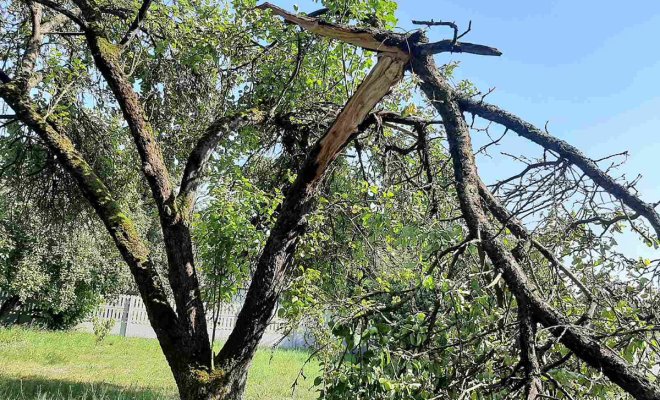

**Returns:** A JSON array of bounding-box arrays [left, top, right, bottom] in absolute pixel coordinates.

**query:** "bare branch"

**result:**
[[478, 180, 594, 303], [411, 48, 660, 400], [17, 2, 43, 90], [458, 97, 660, 238], [412, 19, 472, 45], [418, 40, 502, 56]]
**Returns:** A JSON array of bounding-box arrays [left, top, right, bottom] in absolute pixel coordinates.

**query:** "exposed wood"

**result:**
[[215, 53, 407, 393], [315, 55, 408, 178], [257, 2, 411, 60]]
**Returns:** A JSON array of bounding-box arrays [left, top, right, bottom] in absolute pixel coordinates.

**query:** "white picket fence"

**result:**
[[77, 293, 310, 348], [0, 290, 310, 348]]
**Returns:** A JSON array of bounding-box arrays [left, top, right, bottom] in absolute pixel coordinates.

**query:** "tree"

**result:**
[[0, 195, 127, 328], [1, 1, 659, 399]]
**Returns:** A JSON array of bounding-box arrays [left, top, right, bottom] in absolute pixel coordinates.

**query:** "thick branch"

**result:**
[[216, 54, 407, 377], [417, 40, 502, 56], [83, 24, 210, 362], [458, 97, 660, 239], [85, 33, 174, 213], [0, 82, 186, 368], [178, 110, 266, 213], [412, 50, 660, 400]]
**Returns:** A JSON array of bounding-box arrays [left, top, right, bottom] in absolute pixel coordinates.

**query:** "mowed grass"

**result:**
[[0, 327, 319, 400]]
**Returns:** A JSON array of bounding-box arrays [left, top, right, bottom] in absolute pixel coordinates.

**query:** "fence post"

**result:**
[[119, 296, 131, 337]]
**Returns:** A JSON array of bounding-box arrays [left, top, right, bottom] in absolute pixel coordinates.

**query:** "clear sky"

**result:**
[[280, 0, 660, 255], [393, 0, 660, 201], [395, 0, 660, 257]]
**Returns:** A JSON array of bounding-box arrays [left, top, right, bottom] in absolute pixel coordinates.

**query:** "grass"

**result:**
[[0, 327, 319, 400]]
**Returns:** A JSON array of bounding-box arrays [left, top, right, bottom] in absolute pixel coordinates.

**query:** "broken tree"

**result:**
[[1, 1, 659, 399]]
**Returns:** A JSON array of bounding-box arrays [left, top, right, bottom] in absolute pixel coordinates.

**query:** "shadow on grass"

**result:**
[[0, 375, 176, 400]]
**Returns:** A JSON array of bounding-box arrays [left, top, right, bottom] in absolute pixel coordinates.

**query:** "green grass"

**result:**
[[0, 327, 319, 400]]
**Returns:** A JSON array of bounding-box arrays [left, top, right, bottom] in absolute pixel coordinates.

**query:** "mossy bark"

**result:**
[[86, 32, 213, 369]]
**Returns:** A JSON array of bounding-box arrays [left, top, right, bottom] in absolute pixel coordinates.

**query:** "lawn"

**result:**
[[0, 328, 319, 400]]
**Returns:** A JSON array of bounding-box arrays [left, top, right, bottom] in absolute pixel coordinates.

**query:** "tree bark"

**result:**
[[0, 81, 208, 392], [517, 299, 543, 399], [84, 30, 212, 369]]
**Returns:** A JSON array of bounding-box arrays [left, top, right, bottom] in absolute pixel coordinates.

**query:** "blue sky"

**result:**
[[394, 0, 660, 257], [392, 1, 660, 201], [280, 0, 660, 255]]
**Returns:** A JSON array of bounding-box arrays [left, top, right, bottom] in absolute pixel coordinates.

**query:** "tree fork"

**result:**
[[214, 52, 408, 399], [213, 5, 411, 398], [84, 24, 211, 366]]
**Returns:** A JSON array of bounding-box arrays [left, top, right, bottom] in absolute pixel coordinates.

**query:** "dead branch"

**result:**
[[458, 97, 660, 238]]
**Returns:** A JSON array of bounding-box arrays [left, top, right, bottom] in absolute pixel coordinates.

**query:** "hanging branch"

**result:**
[[410, 42, 660, 400], [257, 2, 411, 59], [458, 97, 660, 239]]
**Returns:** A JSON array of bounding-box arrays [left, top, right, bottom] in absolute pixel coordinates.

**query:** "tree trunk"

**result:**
[[169, 365, 248, 400]]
